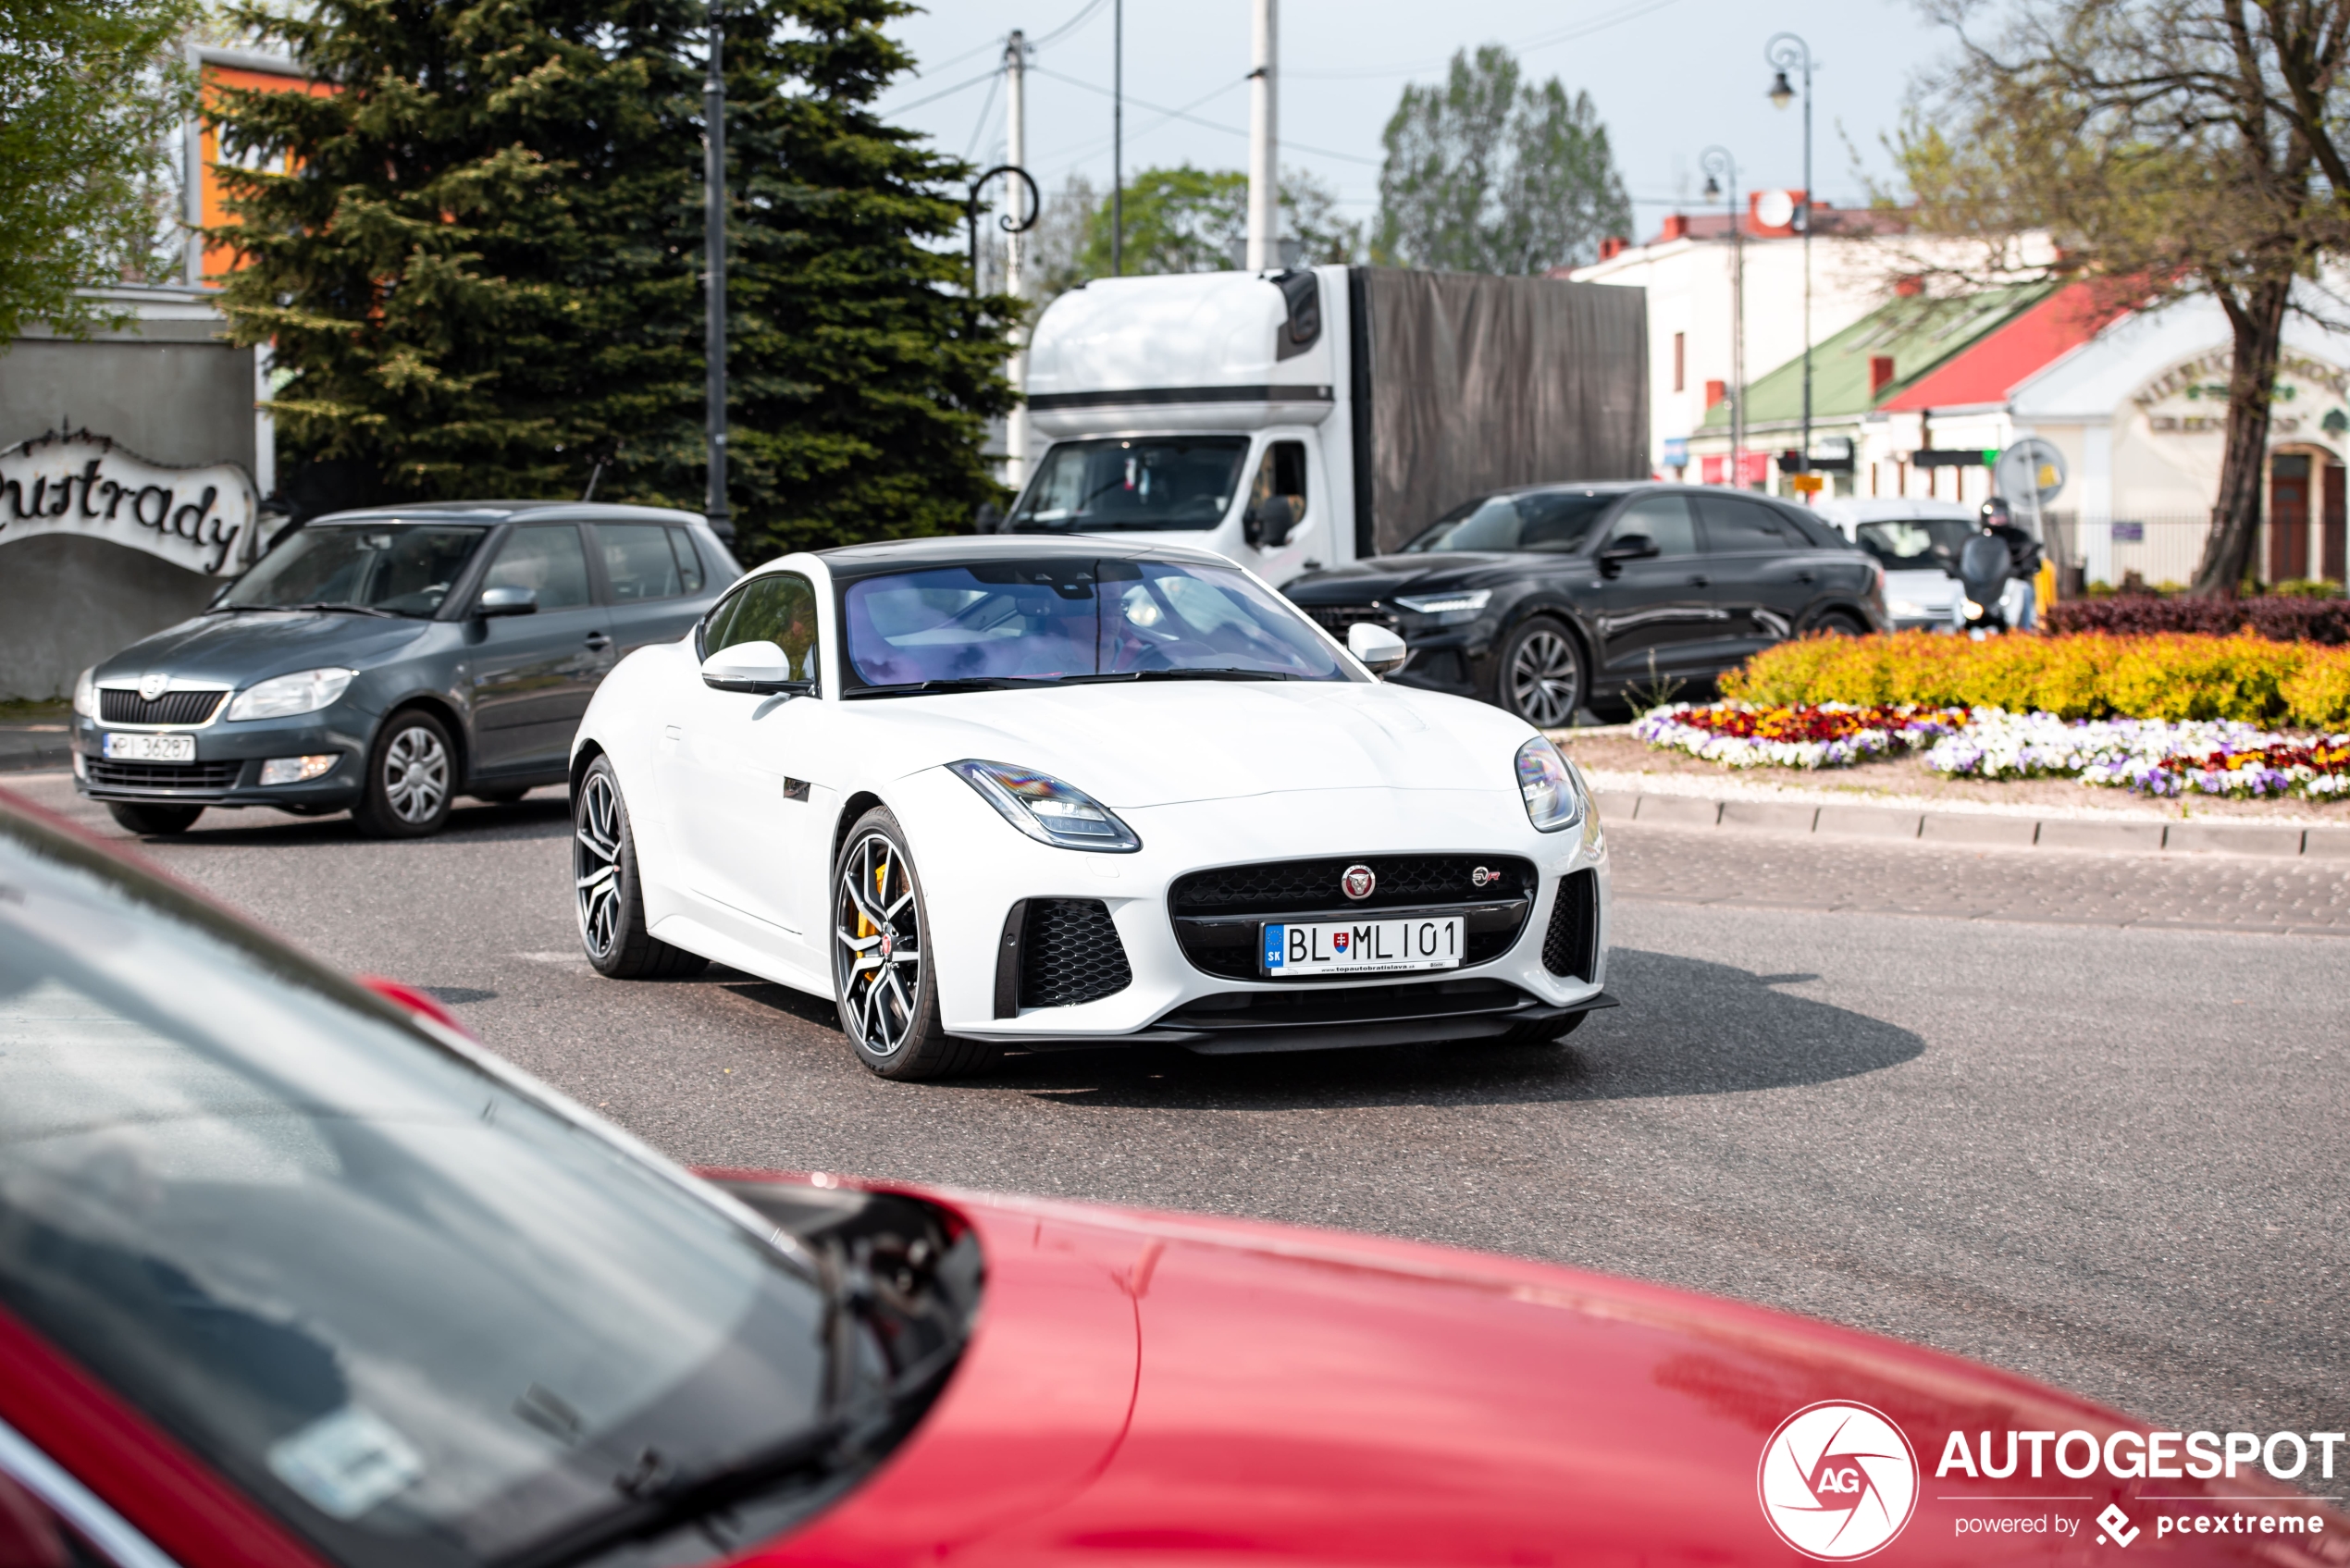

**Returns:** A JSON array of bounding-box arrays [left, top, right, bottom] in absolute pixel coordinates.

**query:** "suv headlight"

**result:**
[[1515, 735, 1588, 833], [949, 759, 1142, 853], [1392, 588, 1491, 625], [226, 667, 357, 722], [72, 667, 96, 719]]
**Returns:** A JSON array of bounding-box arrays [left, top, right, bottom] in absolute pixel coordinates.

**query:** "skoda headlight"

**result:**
[[1392, 588, 1492, 626], [950, 759, 1142, 853], [1515, 735, 1588, 833], [71, 667, 97, 719], [226, 667, 356, 722]]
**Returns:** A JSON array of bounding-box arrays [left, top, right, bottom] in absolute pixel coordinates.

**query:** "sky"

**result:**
[[872, 0, 1960, 243]]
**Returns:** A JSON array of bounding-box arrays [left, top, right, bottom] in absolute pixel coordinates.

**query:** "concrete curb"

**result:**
[[0, 728, 71, 775], [1598, 791, 2350, 860]]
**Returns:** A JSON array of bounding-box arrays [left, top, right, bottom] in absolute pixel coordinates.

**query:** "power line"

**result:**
[[1030, 64, 1380, 166], [904, 0, 1103, 81], [878, 64, 1000, 116], [963, 69, 1004, 162], [1032, 78, 1244, 176], [1029, 0, 1108, 52]]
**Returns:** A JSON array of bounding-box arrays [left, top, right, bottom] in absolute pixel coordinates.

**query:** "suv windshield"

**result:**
[[1854, 518, 1977, 576], [1401, 490, 1614, 553], [1008, 438, 1251, 532], [842, 558, 1348, 690], [221, 524, 489, 615], [0, 814, 915, 1568]]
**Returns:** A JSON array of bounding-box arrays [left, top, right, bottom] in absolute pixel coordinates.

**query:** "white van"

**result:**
[[1808, 500, 1976, 633]]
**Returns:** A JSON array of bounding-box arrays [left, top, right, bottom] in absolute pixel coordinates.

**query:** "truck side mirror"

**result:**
[[1245, 495, 1300, 550]]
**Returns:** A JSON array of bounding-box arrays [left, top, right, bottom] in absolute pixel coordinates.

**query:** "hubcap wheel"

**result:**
[[575, 771, 624, 960], [382, 726, 449, 822], [833, 833, 923, 1058], [1508, 630, 1581, 728]]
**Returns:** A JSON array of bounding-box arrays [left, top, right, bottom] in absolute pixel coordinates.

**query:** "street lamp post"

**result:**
[[1765, 32, 1812, 482], [1699, 145, 1743, 489], [704, 3, 730, 542]]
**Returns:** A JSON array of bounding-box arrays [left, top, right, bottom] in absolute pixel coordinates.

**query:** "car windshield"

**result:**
[[1401, 490, 1614, 553], [1854, 518, 1977, 576], [842, 558, 1350, 689], [1008, 438, 1251, 532], [0, 814, 847, 1568], [220, 524, 489, 615]]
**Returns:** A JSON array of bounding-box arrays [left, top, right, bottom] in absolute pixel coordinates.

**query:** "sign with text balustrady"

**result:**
[[0, 431, 260, 574]]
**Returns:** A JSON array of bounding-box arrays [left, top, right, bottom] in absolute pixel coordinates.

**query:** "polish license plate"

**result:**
[[1260, 916, 1464, 978], [102, 732, 194, 763]]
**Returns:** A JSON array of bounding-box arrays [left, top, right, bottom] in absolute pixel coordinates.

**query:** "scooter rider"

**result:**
[[1978, 498, 2044, 630]]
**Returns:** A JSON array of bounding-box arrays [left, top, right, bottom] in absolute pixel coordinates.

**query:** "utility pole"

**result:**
[[1700, 146, 1743, 488], [1112, 0, 1124, 276], [1246, 0, 1279, 270], [703, 4, 731, 541], [1767, 33, 1813, 480], [1004, 30, 1030, 488]]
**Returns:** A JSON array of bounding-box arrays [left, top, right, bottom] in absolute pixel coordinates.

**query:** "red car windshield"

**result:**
[[0, 810, 936, 1568], [841, 559, 1349, 690]]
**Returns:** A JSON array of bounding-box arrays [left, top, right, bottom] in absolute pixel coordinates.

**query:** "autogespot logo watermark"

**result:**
[[1759, 1401, 1922, 1561]]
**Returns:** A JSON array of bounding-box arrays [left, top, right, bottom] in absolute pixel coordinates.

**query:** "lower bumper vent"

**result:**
[[84, 759, 243, 792], [1541, 868, 1600, 981], [998, 899, 1132, 1014]]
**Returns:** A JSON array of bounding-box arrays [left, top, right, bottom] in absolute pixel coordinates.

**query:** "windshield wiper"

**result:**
[[281, 600, 401, 618], [845, 677, 1042, 698], [1065, 668, 1296, 684]]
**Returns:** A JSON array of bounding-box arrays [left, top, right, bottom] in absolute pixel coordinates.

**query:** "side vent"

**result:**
[[1541, 869, 1600, 982], [996, 899, 1133, 1016]]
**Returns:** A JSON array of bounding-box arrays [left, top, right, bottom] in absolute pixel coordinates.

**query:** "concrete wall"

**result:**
[[0, 535, 216, 698], [2, 309, 256, 698]]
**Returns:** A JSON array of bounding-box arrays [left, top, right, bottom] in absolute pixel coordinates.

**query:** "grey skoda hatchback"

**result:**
[[70, 501, 738, 837]]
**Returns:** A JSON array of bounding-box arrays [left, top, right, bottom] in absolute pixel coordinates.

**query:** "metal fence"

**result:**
[[2039, 512, 2218, 591]]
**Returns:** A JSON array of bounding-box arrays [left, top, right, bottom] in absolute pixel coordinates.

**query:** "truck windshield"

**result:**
[[220, 524, 489, 616], [842, 559, 1349, 689], [1401, 490, 1614, 554], [1008, 438, 1251, 533]]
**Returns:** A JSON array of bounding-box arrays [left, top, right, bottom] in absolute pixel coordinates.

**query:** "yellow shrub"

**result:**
[[1722, 630, 2344, 725]]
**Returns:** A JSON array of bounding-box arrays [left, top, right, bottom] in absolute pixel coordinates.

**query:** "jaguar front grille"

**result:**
[[1169, 854, 1536, 982]]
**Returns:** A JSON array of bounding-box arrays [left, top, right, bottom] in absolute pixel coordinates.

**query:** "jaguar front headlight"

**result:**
[[949, 759, 1142, 853], [1515, 735, 1588, 833], [226, 667, 356, 722], [1393, 588, 1492, 625]]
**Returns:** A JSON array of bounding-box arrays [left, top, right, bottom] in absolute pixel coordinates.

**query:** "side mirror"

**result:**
[[1244, 495, 1300, 550], [973, 501, 1005, 535], [701, 639, 810, 695], [1347, 620, 1408, 677], [1597, 534, 1660, 562], [476, 585, 538, 617]]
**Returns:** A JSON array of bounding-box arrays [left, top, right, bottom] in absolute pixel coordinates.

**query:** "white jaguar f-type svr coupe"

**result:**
[[568, 537, 1613, 1078]]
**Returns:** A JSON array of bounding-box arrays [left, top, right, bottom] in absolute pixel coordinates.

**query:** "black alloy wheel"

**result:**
[[1495, 617, 1587, 729], [829, 808, 997, 1080], [572, 756, 707, 978], [352, 709, 456, 838], [1812, 610, 1868, 637], [105, 802, 204, 835]]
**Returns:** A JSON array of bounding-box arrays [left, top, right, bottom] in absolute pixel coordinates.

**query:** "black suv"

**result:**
[[71, 501, 738, 837], [1284, 482, 1886, 726]]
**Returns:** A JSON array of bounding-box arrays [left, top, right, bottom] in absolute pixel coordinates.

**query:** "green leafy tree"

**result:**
[[0, 0, 198, 342], [1373, 44, 1630, 275], [1058, 164, 1360, 282], [1899, 0, 2350, 597], [211, 0, 1015, 557]]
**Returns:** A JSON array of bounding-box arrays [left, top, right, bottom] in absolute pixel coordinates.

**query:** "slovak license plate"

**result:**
[[1260, 916, 1464, 978], [102, 732, 194, 762]]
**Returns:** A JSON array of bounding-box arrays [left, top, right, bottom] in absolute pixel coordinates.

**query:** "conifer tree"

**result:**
[[212, 0, 1015, 557]]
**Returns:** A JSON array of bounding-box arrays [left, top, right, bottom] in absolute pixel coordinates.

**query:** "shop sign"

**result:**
[[2134, 350, 2350, 437], [0, 430, 259, 574]]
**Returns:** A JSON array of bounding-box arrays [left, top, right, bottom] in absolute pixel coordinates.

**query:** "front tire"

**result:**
[[107, 801, 203, 835], [1494, 617, 1587, 729], [574, 756, 707, 979], [352, 710, 456, 838], [830, 809, 997, 1080]]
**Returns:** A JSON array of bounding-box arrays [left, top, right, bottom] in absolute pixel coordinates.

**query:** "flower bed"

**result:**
[[1719, 630, 2350, 726], [1637, 700, 2350, 798], [1634, 702, 1964, 769]]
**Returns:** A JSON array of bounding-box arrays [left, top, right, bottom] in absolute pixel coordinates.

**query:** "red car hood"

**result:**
[[745, 1184, 2340, 1567]]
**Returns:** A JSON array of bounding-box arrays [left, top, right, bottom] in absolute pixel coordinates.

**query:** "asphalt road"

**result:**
[[11, 772, 2346, 1458]]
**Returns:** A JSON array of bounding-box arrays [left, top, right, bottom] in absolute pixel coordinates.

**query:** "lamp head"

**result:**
[[1769, 69, 1795, 108], [1702, 174, 1721, 201]]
